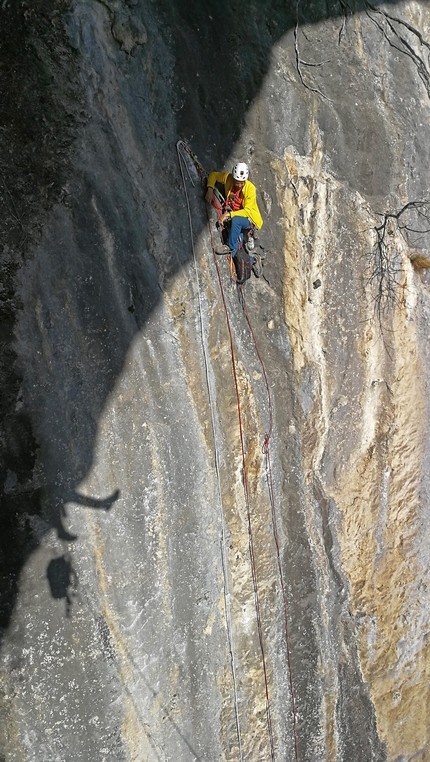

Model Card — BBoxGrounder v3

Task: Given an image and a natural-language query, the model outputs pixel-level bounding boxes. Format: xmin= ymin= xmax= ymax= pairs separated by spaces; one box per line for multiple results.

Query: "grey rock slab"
xmin=2 ymin=0 xmax=430 ymax=760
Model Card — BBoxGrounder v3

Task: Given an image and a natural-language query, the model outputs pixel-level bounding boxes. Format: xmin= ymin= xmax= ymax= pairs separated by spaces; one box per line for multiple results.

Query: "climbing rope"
xmin=207 ymin=208 xmax=277 ymax=762
xmin=177 ymin=140 xmax=301 ymax=762
xmin=239 ymin=291 xmax=301 ymax=762
xmin=176 ymin=141 xmax=244 ymax=762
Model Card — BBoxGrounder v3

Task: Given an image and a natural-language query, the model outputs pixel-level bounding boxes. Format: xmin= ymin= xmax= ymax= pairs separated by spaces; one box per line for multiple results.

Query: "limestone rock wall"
xmin=1 ymin=1 xmax=430 ymax=761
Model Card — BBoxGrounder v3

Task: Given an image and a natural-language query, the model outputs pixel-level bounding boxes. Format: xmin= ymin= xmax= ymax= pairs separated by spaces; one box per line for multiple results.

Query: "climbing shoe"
xmin=252 ymin=254 xmax=263 ymax=278
xmin=245 ymin=234 xmax=255 ymax=252
xmin=215 ymin=244 xmax=233 ymax=256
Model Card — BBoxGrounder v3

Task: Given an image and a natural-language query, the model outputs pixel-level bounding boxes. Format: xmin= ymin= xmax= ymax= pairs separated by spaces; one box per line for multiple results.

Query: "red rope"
xmin=239 ymin=291 xmax=301 ymax=762
xmin=209 ymin=197 xmax=300 ymax=762
xmin=178 ymin=140 xmax=300 ymax=761
xmin=206 ymin=205 xmax=276 ymax=762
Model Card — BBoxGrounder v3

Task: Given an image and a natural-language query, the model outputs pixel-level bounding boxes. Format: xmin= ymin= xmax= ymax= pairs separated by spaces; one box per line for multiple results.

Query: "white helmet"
xmin=232 ymin=162 xmax=249 ymax=181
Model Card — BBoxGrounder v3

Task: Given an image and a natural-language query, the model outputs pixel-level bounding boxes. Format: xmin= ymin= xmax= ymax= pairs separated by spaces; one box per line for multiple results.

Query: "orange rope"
xmin=206 ymin=204 xmax=276 ymax=762
xmin=239 ymin=291 xmax=301 ymax=762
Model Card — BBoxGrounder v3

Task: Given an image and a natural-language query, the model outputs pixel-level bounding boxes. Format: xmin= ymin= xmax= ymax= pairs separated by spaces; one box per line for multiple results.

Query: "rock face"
xmin=1 ymin=1 xmax=430 ymax=760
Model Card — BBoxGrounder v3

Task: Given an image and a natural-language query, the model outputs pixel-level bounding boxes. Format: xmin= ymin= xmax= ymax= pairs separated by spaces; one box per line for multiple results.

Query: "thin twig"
xmin=338 ymin=0 xmax=351 ymax=44
xmin=299 ymin=58 xmax=332 ymax=67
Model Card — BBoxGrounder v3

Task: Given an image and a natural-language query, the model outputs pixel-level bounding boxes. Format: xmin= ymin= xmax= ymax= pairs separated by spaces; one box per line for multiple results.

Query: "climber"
xmin=205 ymin=162 xmax=264 ymax=276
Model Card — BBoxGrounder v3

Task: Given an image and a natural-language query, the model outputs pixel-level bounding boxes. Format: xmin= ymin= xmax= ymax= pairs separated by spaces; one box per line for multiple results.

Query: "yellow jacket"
xmin=207 ymin=171 xmax=263 ymax=229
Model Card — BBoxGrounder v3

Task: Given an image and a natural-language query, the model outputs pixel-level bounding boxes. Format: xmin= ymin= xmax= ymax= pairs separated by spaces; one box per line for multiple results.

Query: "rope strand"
xmin=177 ymin=140 xmax=301 ymax=762
xmin=239 ymin=290 xmax=301 ymax=762
xmin=206 ymin=207 xmax=276 ymax=762
xmin=176 ymin=141 xmax=244 ymax=762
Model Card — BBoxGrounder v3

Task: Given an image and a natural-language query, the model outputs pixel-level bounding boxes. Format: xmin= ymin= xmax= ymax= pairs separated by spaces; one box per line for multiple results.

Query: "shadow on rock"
xmin=0 ymin=0 xmax=407 ymax=665
xmin=47 ymin=555 xmax=78 ymax=617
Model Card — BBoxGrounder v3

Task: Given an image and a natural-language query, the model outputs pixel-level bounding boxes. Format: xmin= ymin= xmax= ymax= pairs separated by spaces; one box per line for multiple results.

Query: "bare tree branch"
xmin=338 ymin=0 xmax=352 ymax=45
xmin=366 ymin=4 xmax=430 ymax=98
xmin=294 ymin=0 xmax=332 ymax=101
xmin=368 ymin=201 xmax=430 ymax=333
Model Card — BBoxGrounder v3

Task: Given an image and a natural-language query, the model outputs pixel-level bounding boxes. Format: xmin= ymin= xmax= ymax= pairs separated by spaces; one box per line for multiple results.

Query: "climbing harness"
xmin=176 ymin=140 xmax=300 ymax=762
xmin=225 ymin=187 xmax=243 ymax=212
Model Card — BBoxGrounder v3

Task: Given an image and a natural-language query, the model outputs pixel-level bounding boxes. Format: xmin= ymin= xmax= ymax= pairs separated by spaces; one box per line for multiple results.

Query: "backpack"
xmin=234 ymin=249 xmax=252 ymax=284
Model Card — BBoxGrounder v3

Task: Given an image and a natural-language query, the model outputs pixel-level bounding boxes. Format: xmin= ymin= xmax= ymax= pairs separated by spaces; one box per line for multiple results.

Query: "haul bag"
xmin=233 ymin=250 xmax=252 ymax=284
